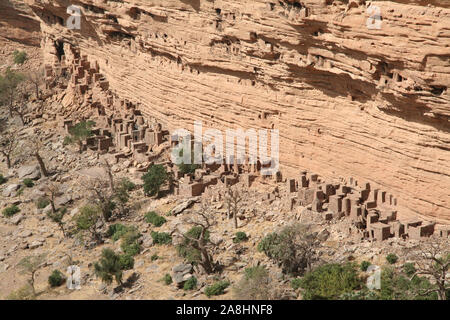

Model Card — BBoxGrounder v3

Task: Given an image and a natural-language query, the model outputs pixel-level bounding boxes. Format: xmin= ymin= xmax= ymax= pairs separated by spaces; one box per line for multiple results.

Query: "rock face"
xmin=0 ymin=0 xmax=40 ymax=46
xmin=18 ymin=165 xmax=41 ymax=180
xmin=23 ymin=0 xmax=450 ymax=221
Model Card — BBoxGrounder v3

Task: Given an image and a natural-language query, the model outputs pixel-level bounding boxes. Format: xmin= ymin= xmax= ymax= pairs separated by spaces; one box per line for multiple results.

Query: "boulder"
xmin=10 ymin=214 xmax=24 ymax=225
xmin=317 ymin=229 xmax=330 ymax=242
xmin=18 ymin=165 xmax=41 ymax=180
xmin=2 ymin=184 xmax=20 ymax=197
xmin=172 ymin=263 xmax=193 ymax=287
xmin=171 ymin=199 xmax=196 ymax=216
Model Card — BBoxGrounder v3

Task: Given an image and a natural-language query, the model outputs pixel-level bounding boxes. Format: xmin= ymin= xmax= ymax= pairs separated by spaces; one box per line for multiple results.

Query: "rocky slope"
xmin=15 ymin=0 xmax=450 ymax=221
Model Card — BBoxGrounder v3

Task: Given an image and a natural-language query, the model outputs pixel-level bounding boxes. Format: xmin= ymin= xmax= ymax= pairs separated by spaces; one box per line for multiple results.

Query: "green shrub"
xmin=5 ymin=285 xmax=35 ymax=300
xmin=233 ymin=265 xmax=275 ymax=300
xmin=176 ymin=226 xmax=210 ymax=264
xmin=13 ymin=50 xmax=28 ymax=65
xmin=0 ymin=174 xmax=7 ymax=185
xmin=386 ymin=253 xmax=398 ymax=265
xmin=22 ymin=178 xmax=34 ymax=188
xmin=360 ymin=261 xmax=371 ymax=272
xmin=94 ymin=249 xmax=123 ymax=285
xmin=257 ymin=224 xmax=317 ymax=275
xmin=48 ymin=270 xmax=65 ymax=287
xmin=65 ymin=121 xmax=95 ymax=153
xmin=145 ymin=211 xmax=166 ymax=227
xmin=403 ymin=263 xmax=416 ymax=277
xmin=141 ymin=164 xmax=168 ymax=197
xmin=120 ymin=228 xmax=141 ymax=256
xmin=118 ymin=177 xmax=135 ymax=192
xmin=75 ymin=205 xmax=100 ymax=236
xmin=151 ymin=254 xmax=159 ymax=261
xmin=163 ymin=273 xmax=172 ymax=285
xmin=107 ymin=223 xmax=132 ymax=242
xmin=183 ymin=276 xmax=197 ymax=291
xmin=176 ymin=149 xmax=200 ymax=175
xmin=291 ymin=278 xmax=302 ymax=290
xmin=151 ymin=231 xmax=172 ymax=245
xmin=205 ymin=280 xmax=230 ymax=297
xmin=118 ymin=254 xmax=134 ymax=270
xmin=298 ymin=263 xmax=363 ymax=300
xmin=379 ymin=266 xmax=437 ymax=300
xmin=2 ymin=205 xmax=20 ymax=217
xmin=187 ymin=226 xmax=210 ymax=241
xmin=36 ymin=197 xmax=50 ymax=209
xmin=244 ymin=266 xmax=267 ymax=280
xmin=233 ymin=231 xmax=248 ymax=243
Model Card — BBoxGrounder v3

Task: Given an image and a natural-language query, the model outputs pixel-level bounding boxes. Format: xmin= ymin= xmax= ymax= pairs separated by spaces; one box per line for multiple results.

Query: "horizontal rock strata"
xmin=22 ymin=0 xmax=450 ymax=221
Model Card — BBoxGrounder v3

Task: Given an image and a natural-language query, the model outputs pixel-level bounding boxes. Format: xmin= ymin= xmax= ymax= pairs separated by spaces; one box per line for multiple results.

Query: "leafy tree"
xmin=141 ymin=164 xmax=168 ymax=197
xmin=28 ymin=136 xmax=49 ymax=177
xmin=177 ymin=226 xmax=211 ymax=266
xmin=47 ymin=207 xmax=68 ymax=237
xmin=18 ymin=253 xmax=47 ymax=296
xmin=0 ymin=129 xmax=19 ymax=169
xmin=114 ymin=177 xmax=135 ymax=208
xmin=0 ymin=173 xmax=6 ymax=184
xmin=86 ymin=178 xmax=116 ymax=222
xmin=225 ymin=186 xmax=243 ymax=229
xmin=48 ymin=270 xmax=65 ymax=287
xmin=75 ymin=204 xmax=101 ymax=242
xmin=412 ymin=241 xmax=449 ymax=300
xmin=13 ymin=50 xmax=28 ymax=65
xmin=176 ymin=203 xmax=217 ymax=274
xmin=379 ymin=266 xmax=437 ymax=300
xmin=257 ymin=224 xmax=320 ymax=275
xmin=298 ymin=263 xmax=363 ymax=300
xmin=403 ymin=263 xmax=416 ymax=277
xmin=26 ymin=68 xmax=44 ymax=99
xmin=64 ymin=121 xmax=95 ymax=153
xmin=0 ymin=67 xmax=25 ymax=118
xmin=94 ymin=249 xmax=124 ymax=285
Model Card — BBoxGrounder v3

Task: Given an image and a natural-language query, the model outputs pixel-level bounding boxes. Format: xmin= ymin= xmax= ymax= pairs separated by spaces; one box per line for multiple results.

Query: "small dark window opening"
xmin=431 ymin=86 xmax=446 ymax=96
xmin=55 ymin=40 xmax=65 ymax=61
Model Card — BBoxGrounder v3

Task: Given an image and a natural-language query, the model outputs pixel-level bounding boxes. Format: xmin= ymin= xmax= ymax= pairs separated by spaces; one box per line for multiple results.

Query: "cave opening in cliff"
xmin=54 ymin=40 xmax=65 ymax=62
xmin=431 ymin=86 xmax=446 ymax=96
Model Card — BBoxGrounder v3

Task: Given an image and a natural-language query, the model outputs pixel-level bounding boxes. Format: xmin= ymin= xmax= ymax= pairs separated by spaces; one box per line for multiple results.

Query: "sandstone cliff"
xmin=18 ymin=0 xmax=450 ymax=221
xmin=0 ymin=0 xmax=40 ymax=47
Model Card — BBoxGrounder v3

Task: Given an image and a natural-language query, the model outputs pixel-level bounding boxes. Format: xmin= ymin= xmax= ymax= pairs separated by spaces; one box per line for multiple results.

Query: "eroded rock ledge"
xmin=24 ymin=0 xmax=450 ymax=221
